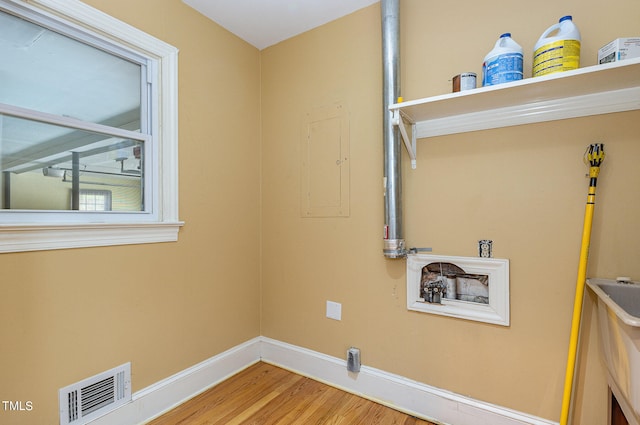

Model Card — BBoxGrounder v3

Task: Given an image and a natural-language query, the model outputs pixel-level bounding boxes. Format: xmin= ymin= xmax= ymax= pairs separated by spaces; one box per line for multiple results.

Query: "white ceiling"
xmin=182 ymin=0 xmax=380 ymax=50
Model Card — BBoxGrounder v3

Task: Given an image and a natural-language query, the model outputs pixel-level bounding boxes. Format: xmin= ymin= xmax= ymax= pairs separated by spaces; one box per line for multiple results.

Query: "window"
xmin=0 ymin=0 xmax=181 ymax=252
xmin=78 ymin=190 xmax=112 ymax=212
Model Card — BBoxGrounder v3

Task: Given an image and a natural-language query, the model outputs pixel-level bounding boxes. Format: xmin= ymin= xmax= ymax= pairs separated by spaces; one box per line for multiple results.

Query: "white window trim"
xmin=0 ymin=0 xmax=183 ymax=253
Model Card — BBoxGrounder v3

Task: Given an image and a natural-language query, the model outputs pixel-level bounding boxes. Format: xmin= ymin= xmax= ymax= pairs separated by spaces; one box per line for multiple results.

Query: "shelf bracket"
xmin=391 ymin=109 xmax=416 ymax=169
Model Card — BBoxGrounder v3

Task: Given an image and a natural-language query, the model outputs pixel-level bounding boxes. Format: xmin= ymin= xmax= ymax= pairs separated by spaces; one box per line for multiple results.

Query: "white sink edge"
xmin=586 ymin=278 xmax=640 ymax=327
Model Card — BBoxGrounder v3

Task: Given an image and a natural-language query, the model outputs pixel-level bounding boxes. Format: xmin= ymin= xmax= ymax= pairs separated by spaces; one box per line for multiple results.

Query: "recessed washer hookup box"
xmin=598 ymin=37 xmax=640 ymax=64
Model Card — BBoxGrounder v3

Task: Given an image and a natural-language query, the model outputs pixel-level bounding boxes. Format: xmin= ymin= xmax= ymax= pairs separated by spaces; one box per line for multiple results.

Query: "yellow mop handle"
xmin=560 ymin=144 xmax=605 ymax=425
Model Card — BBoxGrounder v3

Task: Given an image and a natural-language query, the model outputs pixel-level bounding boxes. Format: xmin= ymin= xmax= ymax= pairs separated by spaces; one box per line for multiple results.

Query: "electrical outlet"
xmin=326 ymin=301 xmax=342 ymax=320
xmin=478 ymin=239 xmax=493 ymax=258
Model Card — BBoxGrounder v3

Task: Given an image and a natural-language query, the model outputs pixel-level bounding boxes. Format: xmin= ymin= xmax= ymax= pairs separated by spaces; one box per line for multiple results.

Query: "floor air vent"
xmin=59 ymin=363 xmax=131 ymax=425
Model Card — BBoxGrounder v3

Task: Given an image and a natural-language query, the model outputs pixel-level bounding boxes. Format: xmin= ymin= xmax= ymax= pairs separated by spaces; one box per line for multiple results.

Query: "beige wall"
xmin=2 ymin=0 xmax=639 ymax=424
xmin=260 ymin=1 xmax=640 ymax=424
xmin=0 ymin=1 xmax=261 ymax=424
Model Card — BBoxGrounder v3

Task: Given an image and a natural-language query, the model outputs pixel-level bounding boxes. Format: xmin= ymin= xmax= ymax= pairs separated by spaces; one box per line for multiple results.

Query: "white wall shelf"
xmin=390 ymin=57 xmax=640 ymax=168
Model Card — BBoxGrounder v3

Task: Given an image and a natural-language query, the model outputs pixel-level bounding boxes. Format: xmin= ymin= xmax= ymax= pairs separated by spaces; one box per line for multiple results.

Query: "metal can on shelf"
xmin=452 ymin=72 xmax=477 ymax=92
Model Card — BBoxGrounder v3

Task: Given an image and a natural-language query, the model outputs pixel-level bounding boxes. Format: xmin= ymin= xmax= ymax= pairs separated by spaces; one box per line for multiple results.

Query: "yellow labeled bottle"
xmin=533 ymin=16 xmax=581 ymax=77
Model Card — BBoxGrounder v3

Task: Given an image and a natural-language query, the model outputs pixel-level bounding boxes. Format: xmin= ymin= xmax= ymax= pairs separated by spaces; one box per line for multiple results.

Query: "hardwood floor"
xmin=147 ymin=362 xmax=437 ymax=425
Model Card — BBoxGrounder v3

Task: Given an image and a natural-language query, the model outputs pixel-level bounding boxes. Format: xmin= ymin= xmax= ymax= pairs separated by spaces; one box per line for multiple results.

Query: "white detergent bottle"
xmin=482 ymin=33 xmax=523 ymax=87
xmin=533 ymin=15 xmax=581 ymax=77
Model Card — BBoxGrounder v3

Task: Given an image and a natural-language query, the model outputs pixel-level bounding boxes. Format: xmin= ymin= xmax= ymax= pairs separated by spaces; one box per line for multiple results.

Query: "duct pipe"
xmin=381 ymin=0 xmax=405 ymax=258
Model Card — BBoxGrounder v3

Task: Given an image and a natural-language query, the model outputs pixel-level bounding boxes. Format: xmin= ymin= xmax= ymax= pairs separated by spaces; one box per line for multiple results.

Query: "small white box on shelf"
xmin=598 ymin=37 xmax=640 ymax=64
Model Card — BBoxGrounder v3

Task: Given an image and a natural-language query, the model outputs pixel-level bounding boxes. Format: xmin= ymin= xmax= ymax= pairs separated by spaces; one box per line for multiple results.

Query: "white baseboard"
xmin=89 ymin=337 xmax=558 ymax=425
xmin=259 ymin=337 xmax=558 ymax=425
xmin=88 ymin=337 xmax=262 ymax=425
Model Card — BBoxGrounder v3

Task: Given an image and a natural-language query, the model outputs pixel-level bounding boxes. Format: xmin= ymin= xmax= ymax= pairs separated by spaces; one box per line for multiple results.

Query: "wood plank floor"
xmin=146 ymin=362 xmax=437 ymax=425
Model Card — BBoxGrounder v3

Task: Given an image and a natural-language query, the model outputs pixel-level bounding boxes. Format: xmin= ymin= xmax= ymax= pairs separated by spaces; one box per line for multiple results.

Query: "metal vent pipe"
xmin=381 ymin=0 xmax=405 ymax=258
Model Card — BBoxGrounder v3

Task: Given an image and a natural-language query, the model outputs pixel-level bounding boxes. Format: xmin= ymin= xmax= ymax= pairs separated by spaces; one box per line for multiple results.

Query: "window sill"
xmin=0 ymin=221 xmax=184 ymax=253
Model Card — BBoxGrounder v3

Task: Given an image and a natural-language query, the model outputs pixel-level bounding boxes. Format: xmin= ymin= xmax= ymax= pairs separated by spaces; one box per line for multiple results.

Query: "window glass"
xmin=1 ymin=114 xmax=145 ymax=211
xmin=0 ymin=10 xmax=142 ymax=127
xmin=0 ymin=7 xmax=149 ymax=214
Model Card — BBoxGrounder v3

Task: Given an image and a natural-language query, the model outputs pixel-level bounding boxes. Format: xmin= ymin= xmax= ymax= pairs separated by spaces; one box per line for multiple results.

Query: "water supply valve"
xmin=424 ymin=277 xmax=447 ymax=304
